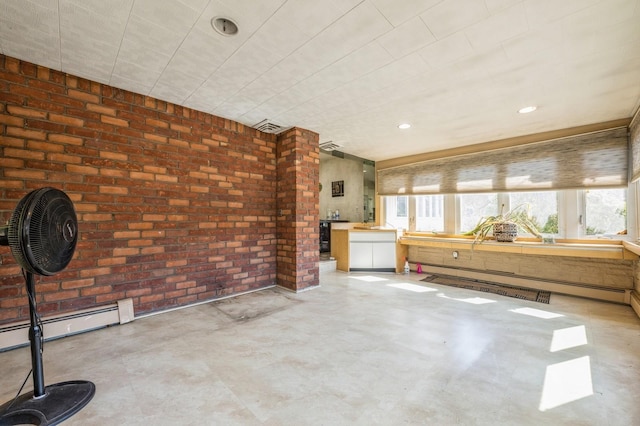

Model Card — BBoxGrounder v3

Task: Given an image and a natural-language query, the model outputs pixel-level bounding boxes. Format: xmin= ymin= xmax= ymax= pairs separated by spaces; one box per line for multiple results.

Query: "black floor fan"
xmin=0 ymin=188 xmax=95 ymax=425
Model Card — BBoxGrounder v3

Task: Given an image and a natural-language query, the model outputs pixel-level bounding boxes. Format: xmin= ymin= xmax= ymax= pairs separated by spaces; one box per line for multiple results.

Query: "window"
xmin=510 ymin=192 xmax=559 ymax=234
xmin=381 ymin=184 xmax=636 ymax=240
xmin=416 ymin=195 xmax=444 ymax=232
xmin=396 ymin=196 xmax=408 ymax=217
xmin=459 ymin=194 xmax=498 ymax=233
xmin=584 ymin=189 xmax=626 ymax=236
xmin=384 ymin=196 xmax=409 ymax=230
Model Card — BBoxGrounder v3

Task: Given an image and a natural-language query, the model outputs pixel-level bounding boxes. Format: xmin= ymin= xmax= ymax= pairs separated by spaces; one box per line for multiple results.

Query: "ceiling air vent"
xmin=253 ymin=119 xmax=287 ymax=134
xmin=319 ymin=141 xmax=341 ymax=152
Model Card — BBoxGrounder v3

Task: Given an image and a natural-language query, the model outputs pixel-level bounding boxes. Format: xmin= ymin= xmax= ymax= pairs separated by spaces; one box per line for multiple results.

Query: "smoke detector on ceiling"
xmin=319 ymin=141 xmax=342 ymax=151
xmin=211 ymin=17 xmax=239 ymax=36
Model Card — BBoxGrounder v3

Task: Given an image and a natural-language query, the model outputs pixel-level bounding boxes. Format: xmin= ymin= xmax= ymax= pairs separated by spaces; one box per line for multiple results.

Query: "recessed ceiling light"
xmin=518 ymin=106 xmax=537 ymax=114
xmin=398 ymin=123 xmax=411 ymax=129
xmin=211 ymin=17 xmax=239 ymax=36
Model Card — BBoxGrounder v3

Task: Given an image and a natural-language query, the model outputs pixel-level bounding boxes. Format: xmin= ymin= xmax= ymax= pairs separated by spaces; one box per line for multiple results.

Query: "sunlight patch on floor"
xmin=550 ymin=325 xmax=588 ymax=352
xmin=539 ymin=356 xmax=593 ymax=411
xmin=437 ymin=293 xmax=497 ymax=304
xmin=387 ymin=283 xmax=438 ymax=293
xmin=510 ymin=307 xmax=564 ymax=319
xmin=349 ymin=275 xmax=389 ymax=282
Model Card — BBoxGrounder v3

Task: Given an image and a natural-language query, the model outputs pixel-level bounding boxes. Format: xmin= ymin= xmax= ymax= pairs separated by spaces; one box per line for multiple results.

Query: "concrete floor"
xmin=1 ymin=269 xmax=639 ymax=425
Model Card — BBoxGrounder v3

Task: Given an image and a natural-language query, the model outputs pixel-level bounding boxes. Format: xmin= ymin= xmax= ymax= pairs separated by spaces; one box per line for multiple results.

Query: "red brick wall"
xmin=0 ymin=55 xmax=282 ymax=325
xmin=276 ymin=128 xmax=320 ymax=291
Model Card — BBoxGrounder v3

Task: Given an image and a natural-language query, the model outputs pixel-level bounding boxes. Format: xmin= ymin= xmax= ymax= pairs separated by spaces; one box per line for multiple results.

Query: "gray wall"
xmin=320 ymin=154 xmax=365 ymax=222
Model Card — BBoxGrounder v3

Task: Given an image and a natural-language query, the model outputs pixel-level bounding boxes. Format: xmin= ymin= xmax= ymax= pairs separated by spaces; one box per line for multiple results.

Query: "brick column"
xmin=276 ymin=127 xmax=319 ymax=291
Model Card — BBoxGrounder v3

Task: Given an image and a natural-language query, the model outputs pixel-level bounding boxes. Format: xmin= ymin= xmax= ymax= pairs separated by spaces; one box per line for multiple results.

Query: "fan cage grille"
xmin=7 ymin=189 xmax=35 ymax=271
xmin=7 ymin=188 xmax=78 ymax=276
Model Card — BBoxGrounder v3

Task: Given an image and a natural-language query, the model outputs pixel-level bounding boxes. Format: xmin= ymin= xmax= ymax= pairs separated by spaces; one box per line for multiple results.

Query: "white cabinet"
xmin=349 ymin=242 xmax=373 ymax=269
xmin=348 ymin=231 xmax=397 ymax=271
xmin=372 ymin=242 xmax=396 ymax=269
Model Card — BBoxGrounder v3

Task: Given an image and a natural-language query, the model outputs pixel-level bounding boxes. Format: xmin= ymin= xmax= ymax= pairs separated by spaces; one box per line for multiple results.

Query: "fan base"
xmin=0 ymin=380 xmax=95 ymax=426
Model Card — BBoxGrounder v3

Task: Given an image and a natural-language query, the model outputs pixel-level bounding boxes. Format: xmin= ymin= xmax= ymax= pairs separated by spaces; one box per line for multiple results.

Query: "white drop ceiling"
xmin=1 ymin=0 xmax=639 ymax=162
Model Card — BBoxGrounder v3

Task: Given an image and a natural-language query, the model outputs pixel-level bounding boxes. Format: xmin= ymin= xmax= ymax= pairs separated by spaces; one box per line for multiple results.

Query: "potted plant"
xmin=464 ymin=204 xmax=541 ymax=243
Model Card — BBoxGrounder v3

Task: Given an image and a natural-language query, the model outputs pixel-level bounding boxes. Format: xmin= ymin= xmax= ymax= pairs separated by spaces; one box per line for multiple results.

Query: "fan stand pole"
xmin=26 ymin=271 xmax=46 ymax=398
xmin=0 ymin=272 xmax=96 ymax=426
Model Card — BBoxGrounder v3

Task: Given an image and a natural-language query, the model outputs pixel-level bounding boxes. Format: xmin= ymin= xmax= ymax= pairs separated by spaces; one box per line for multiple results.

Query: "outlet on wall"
xmin=453 ymin=251 xmax=458 ymax=259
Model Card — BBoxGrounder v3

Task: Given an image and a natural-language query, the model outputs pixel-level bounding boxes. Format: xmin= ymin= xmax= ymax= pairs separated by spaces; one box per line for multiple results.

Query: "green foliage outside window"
xmin=540 ymin=213 xmax=558 ymax=234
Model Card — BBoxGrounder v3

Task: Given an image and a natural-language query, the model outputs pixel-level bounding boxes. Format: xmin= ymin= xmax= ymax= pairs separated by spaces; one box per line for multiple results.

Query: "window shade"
xmin=378 ymin=128 xmax=628 ymax=195
xmin=630 ymin=114 xmax=640 ymax=183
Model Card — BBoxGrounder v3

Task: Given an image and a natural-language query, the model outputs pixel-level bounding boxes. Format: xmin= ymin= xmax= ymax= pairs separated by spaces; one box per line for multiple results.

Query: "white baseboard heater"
xmin=0 ymin=299 xmax=134 ymax=352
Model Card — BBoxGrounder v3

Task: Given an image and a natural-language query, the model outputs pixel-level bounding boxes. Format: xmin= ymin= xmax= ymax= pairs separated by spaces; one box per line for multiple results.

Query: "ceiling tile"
xmin=240 ymin=2 xmax=393 ymax=105
xmin=523 ymin=0 xmax=600 ymax=28
xmin=61 ymin=50 xmax=113 ymax=84
xmin=484 ymin=0 xmax=521 ymax=14
xmin=246 ymin=13 xmax=309 ymax=59
xmin=132 ymin=0 xmax=201 ymax=33
xmin=0 ymin=17 xmax=61 ymax=70
xmin=371 ymin=0 xmax=442 ymax=27
xmin=377 ymin=16 xmax=436 ymax=59
xmin=109 ymin=72 xmax=157 ymax=95
xmin=166 ymin=50 xmax=221 ymax=83
xmin=453 ymin=46 xmax=509 ymax=80
xmin=272 ymin=0 xmax=351 ymax=38
xmin=211 ymin=42 xmax=284 ymax=92
xmin=60 ymin=35 xmax=118 ymax=67
xmin=421 ymin=0 xmax=489 ymax=40
xmin=0 ymin=0 xmax=60 ymax=69
xmin=355 ymin=52 xmax=431 ymax=90
xmin=151 ymin=68 xmax=204 ymax=105
xmin=0 ymin=0 xmax=59 ymax=34
xmin=62 ymin=0 xmax=134 ymax=20
xmin=557 ymin=0 xmax=640 ymax=64
xmin=183 ymin=78 xmax=229 ymax=112
xmin=464 ymin=3 xmax=529 ymax=50
xmin=222 ymin=83 xmax=278 ymax=114
xmin=327 ymin=0 xmax=366 ymax=14
xmin=296 ymin=1 xmax=393 ymax=70
xmin=352 ymin=54 xmax=433 ymax=101
xmin=214 ymin=94 xmax=270 ymax=122
xmin=176 ymin=0 xmax=210 ymax=12
xmin=111 ymin=58 xmax=162 ymax=92
xmin=591 ymin=18 xmax=640 ymax=59
xmin=241 ymin=90 xmax=301 ymax=122
xmin=116 ymin=38 xmax=172 ymax=76
xmin=268 ymin=42 xmax=393 ymax=122
xmin=283 ymin=54 xmax=429 ymax=126
xmin=562 ymin=0 xmax=639 ymax=33
xmin=27 ymin=0 xmax=58 ymax=9
xmin=120 ymin=15 xmax=186 ymax=58
xmin=418 ymin=32 xmax=473 ymax=68
xmin=489 ymin=55 xmax=561 ymax=88
xmin=59 ymin=1 xmax=129 ymax=47
xmin=301 ymin=42 xmax=393 ymax=96
xmin=198 ymin=72 xmax=252 ymax=107
xmin=501 ymin=22 xmax=564 ymax=62
xmin=246 ymin=64 xmax=306 ymax=100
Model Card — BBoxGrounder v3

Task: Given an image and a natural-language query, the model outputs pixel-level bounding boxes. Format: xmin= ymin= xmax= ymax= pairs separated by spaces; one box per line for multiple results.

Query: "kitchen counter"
xmin=331 ymin=229 xmax=405 ymax=272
